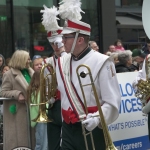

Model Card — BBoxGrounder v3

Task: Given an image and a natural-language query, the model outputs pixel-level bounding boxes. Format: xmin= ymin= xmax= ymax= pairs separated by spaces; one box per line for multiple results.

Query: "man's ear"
xmin=78 ymin=37 xmax=84 ymax=44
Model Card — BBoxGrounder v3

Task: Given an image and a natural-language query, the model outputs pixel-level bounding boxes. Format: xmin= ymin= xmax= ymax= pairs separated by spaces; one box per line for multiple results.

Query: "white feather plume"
xmin=40 ymin=5 xmax=62 ymax=31
xmin=59 ymin=0 xmax=84 ymax=21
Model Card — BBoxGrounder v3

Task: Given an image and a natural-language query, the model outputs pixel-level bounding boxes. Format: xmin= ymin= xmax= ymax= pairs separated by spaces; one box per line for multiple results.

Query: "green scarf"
xmin=21 ymin=69 xmax=31 ymax=84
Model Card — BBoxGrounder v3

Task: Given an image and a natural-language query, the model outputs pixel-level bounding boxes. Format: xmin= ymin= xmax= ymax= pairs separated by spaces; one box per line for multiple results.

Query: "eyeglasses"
xmin=62 ymin=36 xmax=75 ymax=41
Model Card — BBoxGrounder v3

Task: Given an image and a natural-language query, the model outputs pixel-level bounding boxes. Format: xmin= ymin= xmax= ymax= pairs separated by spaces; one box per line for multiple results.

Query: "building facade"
xmin=0 ymin=0 xmax=146 ymax=59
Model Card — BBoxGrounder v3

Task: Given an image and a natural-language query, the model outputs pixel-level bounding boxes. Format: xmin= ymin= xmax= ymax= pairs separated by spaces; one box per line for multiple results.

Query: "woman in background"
xmin=1 ymin=50 xmax=35 ymax=150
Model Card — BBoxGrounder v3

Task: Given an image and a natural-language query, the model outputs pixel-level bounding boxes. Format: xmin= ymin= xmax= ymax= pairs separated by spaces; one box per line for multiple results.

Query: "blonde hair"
xmin=9 ymin=50 xmax=30 ymax=69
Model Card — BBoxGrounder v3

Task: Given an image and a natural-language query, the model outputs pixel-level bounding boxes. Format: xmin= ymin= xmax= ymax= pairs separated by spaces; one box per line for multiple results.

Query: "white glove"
xmin=141 ymin=99 xmax=146 ymax=108
xmin=82 ymin=113 xmax=100 ymax=131
xmin=132 ymin=77 xmax=146 ymax=92
xmin=48 ymin=97 xmax=55 ymax=104
xmin=142 ymin=100 xmax=150 ymax=114
xmin=54 ymin=38 xmax=64 ymax=48
xmin=56 ymin=42 xmax=64 ymax=48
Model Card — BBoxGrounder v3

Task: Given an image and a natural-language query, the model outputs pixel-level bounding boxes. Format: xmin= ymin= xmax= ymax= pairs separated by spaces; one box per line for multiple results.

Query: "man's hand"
xmin=18 ymin=93 xmax=25 ymax=103
xmin=54 ymin=41 xmax=64 ymax=48
xmin=82 ymin=113 xmax=100 ymax=131
xmin=142 ymin=100 xmax=150 ymax=114
xmin=48 ymin=97 xmax=55 ymax=104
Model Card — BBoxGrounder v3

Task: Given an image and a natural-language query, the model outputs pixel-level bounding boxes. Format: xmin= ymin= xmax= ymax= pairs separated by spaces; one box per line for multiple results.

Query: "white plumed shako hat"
xmin=40 ymin=5 xmax=63 ymax=43
xmin=59 ymin=0 xmax=91 ymax=36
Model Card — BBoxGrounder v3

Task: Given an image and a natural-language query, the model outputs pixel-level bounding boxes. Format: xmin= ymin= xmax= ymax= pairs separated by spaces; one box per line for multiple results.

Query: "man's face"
xmin=109 ymin=45 xmax=116 ymax=52
xmin=50 ymin=43 xmax=59 ymax=53
xmin=91 ymin=42 xmax=99 ymax=51
xmin=62 ymin=34 xmax=75 ymax=53
xmin=135 ymin=56 xmax=144 ymax=63
xmin=33 ymin=58 xmax=43 ymax=71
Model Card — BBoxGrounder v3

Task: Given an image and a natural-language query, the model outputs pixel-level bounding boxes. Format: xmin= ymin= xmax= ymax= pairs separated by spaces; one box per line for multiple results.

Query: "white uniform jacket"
xmin=56 ymin=49 xmax=121 ymax=125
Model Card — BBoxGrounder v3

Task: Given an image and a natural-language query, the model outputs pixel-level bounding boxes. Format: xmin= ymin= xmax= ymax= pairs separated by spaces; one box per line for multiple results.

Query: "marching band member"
xmin=134 ymin=0 xmax=150 ymax=140
xmin=40 ymin=5 xmax=64 ymax=150
xmin=53 ymin=0 xmax=121 ymax=149
xmin=132 ymin=54 xmax=150 ymax=139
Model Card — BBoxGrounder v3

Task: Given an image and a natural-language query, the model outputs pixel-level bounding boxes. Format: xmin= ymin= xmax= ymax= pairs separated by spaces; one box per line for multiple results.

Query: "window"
xmin=117 ymin=28 xmax=146 ymax=50
xmin=116 ymin=0 xmax=143 ymax=7
xmin=13 ymin=0 xmax=54 ymax=58
xmin=0 ymin=0 xmax=13 ymax=58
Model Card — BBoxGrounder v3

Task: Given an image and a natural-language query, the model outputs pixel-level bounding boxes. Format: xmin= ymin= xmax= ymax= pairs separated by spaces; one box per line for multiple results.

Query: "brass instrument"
xmin=135 ymin=0 xmax=150 ymax=104
xmin=31 ymin=63 xmax=57 ymax=122
xmin=135 ymin=57 xmax=150 ymax=104
xmin=76 ymin=64 xmax=117 ymax=150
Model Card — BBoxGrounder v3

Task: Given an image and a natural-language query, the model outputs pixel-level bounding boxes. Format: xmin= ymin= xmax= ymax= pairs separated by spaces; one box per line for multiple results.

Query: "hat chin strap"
xmin=70 ymin=30 xmax=80 ymax=54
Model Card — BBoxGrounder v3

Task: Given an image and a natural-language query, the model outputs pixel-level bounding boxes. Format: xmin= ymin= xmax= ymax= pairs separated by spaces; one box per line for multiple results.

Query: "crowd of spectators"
xmin=88 ymin=38 xmax=149 ymax=73
xmin=104 ymin=39 xmax=149 ymax=73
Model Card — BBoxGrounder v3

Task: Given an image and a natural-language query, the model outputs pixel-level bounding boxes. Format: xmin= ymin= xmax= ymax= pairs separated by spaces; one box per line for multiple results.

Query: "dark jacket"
xmin=115 ymin=62 xmax=132 ymax=73
xmin=142 ymin=44 xmax=150 ymax=55
xmin=0 ymin=54 xmax=5 ymax=86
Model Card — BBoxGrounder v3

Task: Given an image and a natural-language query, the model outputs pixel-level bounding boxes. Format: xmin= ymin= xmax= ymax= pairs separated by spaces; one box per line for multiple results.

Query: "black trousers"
xmin=47 ymin=100 xmax=62 ymax=150
xmin=62 ymin=121 xmax=106 ymax=150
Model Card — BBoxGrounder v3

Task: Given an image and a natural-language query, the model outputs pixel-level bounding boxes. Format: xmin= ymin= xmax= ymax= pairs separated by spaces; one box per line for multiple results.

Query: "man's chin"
xmin=66 ymin=49 xmax=71 ymax=53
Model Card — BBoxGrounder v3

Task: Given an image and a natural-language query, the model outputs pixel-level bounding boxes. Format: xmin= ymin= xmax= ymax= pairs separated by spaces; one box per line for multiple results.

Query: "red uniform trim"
xmin=62 ymin=106 xmax=98 ymax=124
xmin=58 ymin=57 xmax=79 ymax=119
xmin=47 ymin=30 xmax=62 ymax=37
xmin=68 ymin=20 xmax=91 ymax=32
xmin=70 ymin=57 xmax=86 ymax=113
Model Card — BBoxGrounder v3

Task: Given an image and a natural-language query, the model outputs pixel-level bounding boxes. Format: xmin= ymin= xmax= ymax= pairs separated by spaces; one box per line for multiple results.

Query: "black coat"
xmin=129 ymin=64 xmax=139 ymax=71
xmin=115 ymin=62 xmax=132 ymax=73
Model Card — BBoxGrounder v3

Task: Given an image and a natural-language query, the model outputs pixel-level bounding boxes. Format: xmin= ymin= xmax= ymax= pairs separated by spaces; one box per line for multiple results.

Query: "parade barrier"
xmin=109 ymin=72 xmax=150 ymax=150
xmin=0 ymin=98 xmax=31 ymax=148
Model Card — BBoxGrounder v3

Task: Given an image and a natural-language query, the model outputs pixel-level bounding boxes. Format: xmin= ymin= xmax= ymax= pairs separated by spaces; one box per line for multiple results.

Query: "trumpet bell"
xmin=32 ymin=112 xmax=53 ymax=123
xmin=30 ymin=63 xmax=57 ymax=123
